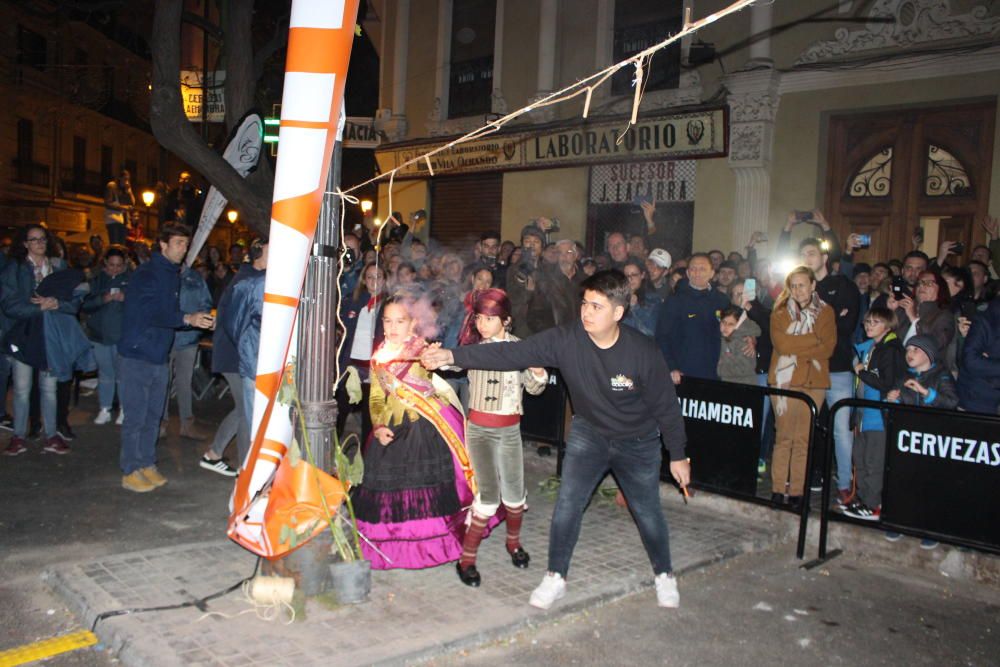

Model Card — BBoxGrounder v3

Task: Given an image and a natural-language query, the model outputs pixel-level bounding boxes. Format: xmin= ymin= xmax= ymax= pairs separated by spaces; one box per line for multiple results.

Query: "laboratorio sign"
xmin=377 ymin=108 xmax=727 ymax=179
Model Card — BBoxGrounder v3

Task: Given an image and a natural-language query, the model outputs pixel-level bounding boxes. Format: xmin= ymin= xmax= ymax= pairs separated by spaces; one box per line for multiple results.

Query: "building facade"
xmin=366 ymin=0 xmax=999 ymax=264
xmin=0 ymin=1 xmax=181 ymax=242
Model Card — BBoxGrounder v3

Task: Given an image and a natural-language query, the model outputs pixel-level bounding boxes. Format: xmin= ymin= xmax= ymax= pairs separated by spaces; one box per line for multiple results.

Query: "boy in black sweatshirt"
xmin=422 ymin=270 xmax=689 ymax=611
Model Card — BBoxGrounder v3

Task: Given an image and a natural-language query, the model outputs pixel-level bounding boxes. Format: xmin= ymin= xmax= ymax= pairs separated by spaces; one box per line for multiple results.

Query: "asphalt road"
xmin=2 ymin=390 xmax=998 ymax=667
xmin=427 ymin=547 xmax=1000 ymax=667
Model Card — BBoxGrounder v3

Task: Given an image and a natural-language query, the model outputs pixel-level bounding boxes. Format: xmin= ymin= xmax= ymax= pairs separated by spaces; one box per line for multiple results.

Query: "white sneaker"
xmin=655 ymin=572 xmax=679 ymax=608
xmin=529 ymin=572 xmax=566 ymax=610
xmin=115 ymin=410 xmax=124 ymax=426
xmin=94 ymin=408 xmax=112 ymax=425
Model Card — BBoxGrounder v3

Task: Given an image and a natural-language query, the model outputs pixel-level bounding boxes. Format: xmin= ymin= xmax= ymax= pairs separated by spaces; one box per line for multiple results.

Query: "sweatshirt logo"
xmin=610 ymin=374 xmax=635 ymax=391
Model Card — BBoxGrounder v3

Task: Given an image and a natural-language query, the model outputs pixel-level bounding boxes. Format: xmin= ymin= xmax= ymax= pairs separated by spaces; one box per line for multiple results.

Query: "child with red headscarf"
xmin=454 ymin=288 xmax=548 ymax=587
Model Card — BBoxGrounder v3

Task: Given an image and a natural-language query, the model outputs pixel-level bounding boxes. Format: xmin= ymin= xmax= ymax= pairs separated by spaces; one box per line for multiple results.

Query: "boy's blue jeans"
xmin=548 ymin=416 xmax=673 ymax=578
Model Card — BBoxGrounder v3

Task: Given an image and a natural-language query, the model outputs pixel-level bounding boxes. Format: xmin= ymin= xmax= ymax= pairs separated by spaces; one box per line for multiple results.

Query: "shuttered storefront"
xmin=429 ymin=173 xmax=503 ymax=250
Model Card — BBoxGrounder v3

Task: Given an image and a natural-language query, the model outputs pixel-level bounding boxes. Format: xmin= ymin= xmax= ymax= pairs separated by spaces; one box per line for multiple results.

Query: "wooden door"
xmin=824 ymin=102 xmax=995 ymax=264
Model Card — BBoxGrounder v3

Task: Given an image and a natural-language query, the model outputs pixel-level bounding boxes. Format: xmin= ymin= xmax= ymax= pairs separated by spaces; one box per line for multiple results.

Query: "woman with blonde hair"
xmin=769 ymin=266 xmax=836 ymax=505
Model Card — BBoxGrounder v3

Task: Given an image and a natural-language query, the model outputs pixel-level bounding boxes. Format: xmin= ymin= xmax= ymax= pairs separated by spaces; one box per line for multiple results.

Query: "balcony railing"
xmin=11 ymin=159 xmax=50 ymax=188
xmin=448 ymin=55 xmax=493 ymax=119
xmin=60 ymin=168 xmax=106 ymax=198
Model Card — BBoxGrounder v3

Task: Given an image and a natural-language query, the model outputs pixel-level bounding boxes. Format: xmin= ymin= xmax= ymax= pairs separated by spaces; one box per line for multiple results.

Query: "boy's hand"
xmin=854 ymin=361 xmax=864 ymax=373
xmin=420 ymin=344 xmax=453 ymax=370
xmin=670 ymin=370 xmax=683 ymax=385
xmin=669 ymin=458 xmax=691 ymax=488
xmin=742 ymin=337 xmax=756 ymax=358
xmin=887 ymin=389 xmax=900 ymax=402
xmin=528 ymin=367 xmax=546 ymax=378
xmin=903 ymin=379 xmax=928 ymax=396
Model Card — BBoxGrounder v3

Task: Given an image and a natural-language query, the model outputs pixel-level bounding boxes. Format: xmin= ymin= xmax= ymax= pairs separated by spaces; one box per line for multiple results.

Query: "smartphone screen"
xmin=744 ymin=278 xmax=756 ymax=300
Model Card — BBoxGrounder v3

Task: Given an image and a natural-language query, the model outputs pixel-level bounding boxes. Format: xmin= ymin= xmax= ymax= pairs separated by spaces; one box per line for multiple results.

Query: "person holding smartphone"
xmin=83 ymin=246 xmax=130 ymax=426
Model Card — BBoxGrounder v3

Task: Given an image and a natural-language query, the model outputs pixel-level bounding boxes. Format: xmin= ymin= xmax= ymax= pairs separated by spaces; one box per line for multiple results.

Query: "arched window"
xmin=926 ymin=145 xmax=972 ymax=197
xmin=848 ymin=146 xmax=892 ymax=198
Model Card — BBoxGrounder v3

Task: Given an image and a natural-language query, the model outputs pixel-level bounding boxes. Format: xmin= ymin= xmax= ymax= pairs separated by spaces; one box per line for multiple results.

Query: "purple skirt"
xmin=354 ymin=406 xmax=501 ymax=570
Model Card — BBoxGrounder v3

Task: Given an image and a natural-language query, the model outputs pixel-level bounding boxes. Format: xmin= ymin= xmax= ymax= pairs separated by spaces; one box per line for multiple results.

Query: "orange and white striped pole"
xmin=228 ymin=0 xmax=360 ymax=557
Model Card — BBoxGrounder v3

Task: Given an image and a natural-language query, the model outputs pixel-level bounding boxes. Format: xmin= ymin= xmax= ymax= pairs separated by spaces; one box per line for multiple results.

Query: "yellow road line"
xmin=0 ymin=630 xmax=98 ymax=667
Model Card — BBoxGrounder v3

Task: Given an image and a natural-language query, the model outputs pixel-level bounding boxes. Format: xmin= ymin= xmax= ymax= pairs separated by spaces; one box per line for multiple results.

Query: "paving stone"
xmin=48 ymin=454 xmax=781 ymax=666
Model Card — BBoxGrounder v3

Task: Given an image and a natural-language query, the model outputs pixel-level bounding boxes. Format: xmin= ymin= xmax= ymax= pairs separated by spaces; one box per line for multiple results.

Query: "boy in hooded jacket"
xmin=888 ymin=335 xmax=959 ymax=409
xmin=845 ymin=307 xmax=905 ymax=520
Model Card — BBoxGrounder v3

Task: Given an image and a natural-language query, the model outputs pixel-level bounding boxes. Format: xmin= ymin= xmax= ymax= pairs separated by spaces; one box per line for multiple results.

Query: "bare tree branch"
xmin=149 ymin=0 xmax=270 ymax=233
xmin=252 ymin=12 xmax=289 ymax=82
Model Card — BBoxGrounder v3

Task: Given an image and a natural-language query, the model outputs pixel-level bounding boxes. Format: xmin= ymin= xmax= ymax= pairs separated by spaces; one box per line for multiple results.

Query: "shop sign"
xmin=181 ymin=70 xmax=226 ymax=123
xmin=344 ymin=117 xmax=381 ymax=149
xmin=378 ymin=108 xmax=725 ymax=179
xmin=589 ymin=160 xmax=696 ymax=204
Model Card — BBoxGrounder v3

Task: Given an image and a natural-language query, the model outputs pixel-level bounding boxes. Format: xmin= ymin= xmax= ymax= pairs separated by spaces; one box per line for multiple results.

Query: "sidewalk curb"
xmin=44 ymin=516 xmax=782 ymax=667
xmin=659 ymin=487 xmax=1000 ymax=586
xmin=43 ymin=540 xmax=234 ymax=667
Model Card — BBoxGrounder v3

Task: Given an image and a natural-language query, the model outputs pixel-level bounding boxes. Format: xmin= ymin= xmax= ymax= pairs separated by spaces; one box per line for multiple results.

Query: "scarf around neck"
xmin=773 ymin=291 xmax=824 ymax=415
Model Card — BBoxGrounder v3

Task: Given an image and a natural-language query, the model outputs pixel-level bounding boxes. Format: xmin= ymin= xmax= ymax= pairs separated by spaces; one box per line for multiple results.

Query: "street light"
xmin=227 ymin=209 xmax=239 ymax=224
xmin=141 ymin=190 xmax=155 ymax=236
xmin=360 ymin=199 xmax=373 ymax=214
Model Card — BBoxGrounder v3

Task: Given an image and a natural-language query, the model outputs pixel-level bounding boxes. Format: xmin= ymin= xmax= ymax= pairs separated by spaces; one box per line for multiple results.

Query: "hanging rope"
xmin=330 ymin=0 xmax=755 ymax=199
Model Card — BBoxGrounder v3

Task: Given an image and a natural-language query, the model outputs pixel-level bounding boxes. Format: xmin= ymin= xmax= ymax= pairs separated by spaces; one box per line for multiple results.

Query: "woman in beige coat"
xmin=768 ymin=266 xmax=836 ymax=504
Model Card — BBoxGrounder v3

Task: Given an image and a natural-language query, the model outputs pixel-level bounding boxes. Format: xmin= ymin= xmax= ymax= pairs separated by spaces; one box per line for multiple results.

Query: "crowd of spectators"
xmin=0 ymin=218 xmax=259 ymax=489
xmin=1 ymin=200 xmax=998 ymax=519
xmin=337 ymin=208 xmax=1000 ymax=540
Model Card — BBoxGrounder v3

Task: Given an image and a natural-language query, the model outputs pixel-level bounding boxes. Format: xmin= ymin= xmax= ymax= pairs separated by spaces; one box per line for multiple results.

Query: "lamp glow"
xmin=360 ymin=199 xmax=373 ymax=214
xmin=227 ymin=210 xmax=239 ymax=224
xmin=141 ymin=190 xmax=155 ymax=207
xmin=775 ymin=257 xmax=799 ymax=277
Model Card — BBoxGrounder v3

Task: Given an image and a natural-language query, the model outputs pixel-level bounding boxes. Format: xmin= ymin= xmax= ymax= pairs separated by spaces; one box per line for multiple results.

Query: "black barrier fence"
xmin=667 ymin=377 xmax=820 ymax=559
xmin=819 ymin=398 xmax=1000 ymax=558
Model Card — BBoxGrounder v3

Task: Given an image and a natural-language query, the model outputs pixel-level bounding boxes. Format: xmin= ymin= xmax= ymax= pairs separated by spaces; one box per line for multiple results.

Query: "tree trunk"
xmin=150 ymin=0 xmax=271 ymax=234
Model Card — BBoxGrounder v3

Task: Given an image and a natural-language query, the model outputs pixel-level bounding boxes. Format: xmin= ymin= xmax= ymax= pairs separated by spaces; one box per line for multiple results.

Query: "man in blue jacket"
xmin=222 ymin=238 xmax=267 ymax=442
xmin=655 ymin=253 xmax=730 ymax=383
xmin=118 ymin=223 xmax=214 ymax=493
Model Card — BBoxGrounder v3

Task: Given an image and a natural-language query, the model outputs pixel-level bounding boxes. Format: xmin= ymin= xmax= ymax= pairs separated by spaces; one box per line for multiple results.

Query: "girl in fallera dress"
xmin=352 ymin=294 xmax=479 ymax=569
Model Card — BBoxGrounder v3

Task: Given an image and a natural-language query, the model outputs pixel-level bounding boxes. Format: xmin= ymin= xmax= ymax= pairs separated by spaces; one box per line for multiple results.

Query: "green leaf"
xmin=344 ymin=366 xmax=363 ymax=405
xmin=288 ymin=437 xmax=302 ymax=467
xmin=345 ymin=451 xmax=365 ymax=487
xmin=277 ymin=360 xmax=297 ymax=406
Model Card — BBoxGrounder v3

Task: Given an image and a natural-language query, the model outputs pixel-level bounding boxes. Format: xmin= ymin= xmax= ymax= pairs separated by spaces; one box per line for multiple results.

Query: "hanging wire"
xmin=328 ymin=0 xmax=756 ymax=200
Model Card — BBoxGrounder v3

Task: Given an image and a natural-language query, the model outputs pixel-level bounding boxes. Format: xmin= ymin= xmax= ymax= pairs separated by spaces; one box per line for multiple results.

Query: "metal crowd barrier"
xmin=819 ymin=398 xmax=1000 ymax=559
xmin=672 ymin=377 xmax=820 ymax=559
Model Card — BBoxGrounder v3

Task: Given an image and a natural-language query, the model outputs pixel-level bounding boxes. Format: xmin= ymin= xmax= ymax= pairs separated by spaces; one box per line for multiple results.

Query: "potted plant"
xmin=279 ymin=361 xmax=370 ymax=604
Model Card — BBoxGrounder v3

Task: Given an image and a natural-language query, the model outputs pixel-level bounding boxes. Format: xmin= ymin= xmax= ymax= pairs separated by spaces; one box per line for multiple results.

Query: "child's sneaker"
xmin=884 ymin=531 xmax=903 ymax=542
xmin=529 ymin=572 xmax=566 ymax=610
xmin=94 ymin=408 xmax=113 ymax=425
xmin=654 ymin=572 xmax=679 ymax=608
xmin=843 ymin=501 xmax=879 ymax=521
xmin=919 ymin=539 xmax=939 ymax=550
